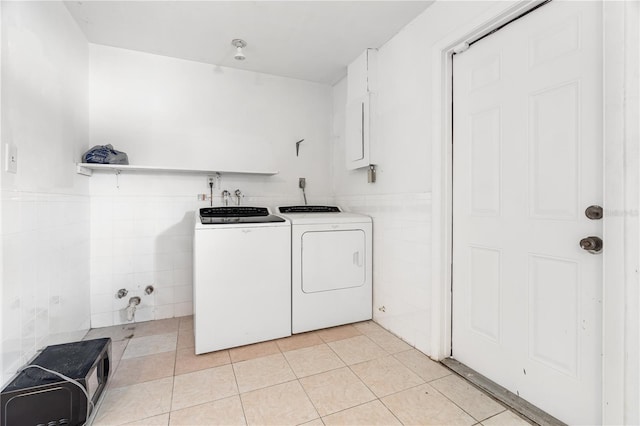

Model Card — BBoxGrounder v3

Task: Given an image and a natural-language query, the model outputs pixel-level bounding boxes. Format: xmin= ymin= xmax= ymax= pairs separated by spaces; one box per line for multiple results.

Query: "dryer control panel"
xmin=279 ymin=205 xmax=341 ymax=213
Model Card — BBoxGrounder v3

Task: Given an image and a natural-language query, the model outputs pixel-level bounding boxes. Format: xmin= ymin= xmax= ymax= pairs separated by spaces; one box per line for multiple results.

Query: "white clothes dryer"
xmin=277 ymin=206 xmax=372 ymax=333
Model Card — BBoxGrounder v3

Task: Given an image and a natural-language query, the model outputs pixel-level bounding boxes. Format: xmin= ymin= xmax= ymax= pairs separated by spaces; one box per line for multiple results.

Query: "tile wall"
xmin=1 ymin=190 xmax=91 ymax=383
xmin=89 ymin=187 xmax=432 ymax=350
xmin=89 ymin=192 xmax=197 ymax=327
xmin=336 ymin=193 xmax=432 ymax=354
xmin=88 ymin=172 xmax=332 ymax=328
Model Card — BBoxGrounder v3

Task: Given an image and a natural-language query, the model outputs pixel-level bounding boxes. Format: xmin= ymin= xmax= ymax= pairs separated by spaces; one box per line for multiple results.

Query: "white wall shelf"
xmin=76 ymin=163 xmax=279 ymax=177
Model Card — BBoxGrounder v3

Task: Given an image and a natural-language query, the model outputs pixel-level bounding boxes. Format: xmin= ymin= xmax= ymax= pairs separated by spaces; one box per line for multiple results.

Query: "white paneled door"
xmin=452 ymin=2 xmax=602 ymax=424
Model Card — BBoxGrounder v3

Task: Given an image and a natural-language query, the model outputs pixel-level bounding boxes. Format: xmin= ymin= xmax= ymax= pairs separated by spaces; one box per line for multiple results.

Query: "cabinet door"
xmin=347 ymin=50 xmax=368 ymax=101
xmin=347 ymin=49 xmax=378 ymax=101
xmin=301 ymin=229 xmax=366 ymax=293
xmin=345 ymin=94 xmax=371 ymax=169
xmin=346 ymin=98 xmax=365 ymax=162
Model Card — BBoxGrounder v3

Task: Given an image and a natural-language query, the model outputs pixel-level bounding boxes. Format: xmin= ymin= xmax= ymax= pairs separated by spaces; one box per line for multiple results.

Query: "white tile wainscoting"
xmin=1 ymin=190 xmax=91 ymax=385
xmin=89 ymin=192 xmax=197 ymax=327
xmin=88 ymin=172 xmax=333 ymax=328
xmin=336 ymin=193 xmax=432 ymax=354
xmin=0 ymin=185 xmax=431 ymax=387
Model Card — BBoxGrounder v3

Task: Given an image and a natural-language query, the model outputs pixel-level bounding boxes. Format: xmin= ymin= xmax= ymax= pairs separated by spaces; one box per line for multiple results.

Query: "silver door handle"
xmin=580 ymin=236 xmax=603 ymax=253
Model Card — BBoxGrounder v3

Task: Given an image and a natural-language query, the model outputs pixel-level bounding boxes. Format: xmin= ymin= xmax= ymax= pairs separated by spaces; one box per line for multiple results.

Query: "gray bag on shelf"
xmin=82 ymin=144 xmax=129 ymax=165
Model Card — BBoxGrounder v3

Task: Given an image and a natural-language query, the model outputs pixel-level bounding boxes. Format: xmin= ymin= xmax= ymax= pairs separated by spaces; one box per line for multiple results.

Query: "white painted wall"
xmin=1 ymin=1 xmax=90 ymax=386
xmin=332 ymin=1 xmax=499 ymax=355
xmin=90 ymin=44 xmax=332 ymax=180
xmin=88 ymin=44 xmax=333 ymax=327
xmin=0 ymin=0 xmax=4 ymax=391
xmin=620 ymin=2 xmax=640 ymax=422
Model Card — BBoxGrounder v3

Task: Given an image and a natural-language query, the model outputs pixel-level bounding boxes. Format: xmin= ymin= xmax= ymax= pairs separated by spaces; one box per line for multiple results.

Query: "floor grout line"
xmin=320 ymin=397 xmax=385 ymax=421
xmin=377 ymin=396 xmax=407 ymax=425
xmin=428 ymin=378 xmax=507 ymax=424
xmin=167 ymin=350 xmax=177 ymax=419
xmin=229 ymin=353 xmax=249 ymax=426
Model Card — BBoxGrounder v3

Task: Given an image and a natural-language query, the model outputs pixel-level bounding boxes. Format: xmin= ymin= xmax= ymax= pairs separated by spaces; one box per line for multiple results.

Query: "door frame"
xmin=428 ymin=1 xmax=639 ymax=424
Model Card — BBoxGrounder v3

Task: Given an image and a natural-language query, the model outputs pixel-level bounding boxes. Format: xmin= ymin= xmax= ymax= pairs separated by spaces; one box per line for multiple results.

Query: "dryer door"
xmin=301 ymin=229 xmax=366 ymax=293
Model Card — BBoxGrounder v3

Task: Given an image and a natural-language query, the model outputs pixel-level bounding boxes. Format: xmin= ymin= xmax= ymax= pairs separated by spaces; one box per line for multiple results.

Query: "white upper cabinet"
xmin=346 ymin=49 xmax=377 ymax=170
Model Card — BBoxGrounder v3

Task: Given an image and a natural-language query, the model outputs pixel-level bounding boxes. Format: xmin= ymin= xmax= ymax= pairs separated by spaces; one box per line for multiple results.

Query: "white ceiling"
xmin=64 ymin=1 xmax=433 ymax=85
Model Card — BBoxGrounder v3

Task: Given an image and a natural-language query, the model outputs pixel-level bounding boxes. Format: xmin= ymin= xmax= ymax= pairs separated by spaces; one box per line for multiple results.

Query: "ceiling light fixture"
xmin=232 ymin=39 xmax=247 ymax=61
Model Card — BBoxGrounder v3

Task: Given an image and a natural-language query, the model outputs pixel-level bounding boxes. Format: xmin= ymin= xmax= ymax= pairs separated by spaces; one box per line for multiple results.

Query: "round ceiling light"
xmin=231 ymin=39 xmax=247 ymax=61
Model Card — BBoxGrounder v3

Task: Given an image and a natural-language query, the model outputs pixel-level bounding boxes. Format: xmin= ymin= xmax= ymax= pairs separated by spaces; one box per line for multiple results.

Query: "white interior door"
xmin=452 ymin=2 xmax=603 ymax=424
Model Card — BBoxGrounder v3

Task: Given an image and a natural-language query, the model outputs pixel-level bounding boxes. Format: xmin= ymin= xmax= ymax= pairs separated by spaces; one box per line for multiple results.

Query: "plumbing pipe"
xmin=126 ymin=296 xmax=141 ymax=321
xmin=222 ymin=190 xmax=231 ymax=206
xmin=234 ymin=189 xmax=244 ymax=205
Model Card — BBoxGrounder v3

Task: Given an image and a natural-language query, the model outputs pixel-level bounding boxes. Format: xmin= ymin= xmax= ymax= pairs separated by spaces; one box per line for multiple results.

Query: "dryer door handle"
xmin=353 ymin=251 xmax=363 ymax=267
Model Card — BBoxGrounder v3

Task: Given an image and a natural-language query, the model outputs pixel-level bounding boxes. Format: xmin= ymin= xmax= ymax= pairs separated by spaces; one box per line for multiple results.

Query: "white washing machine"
xmin=193 ymin=206 xmax=291 ymax=354
xmin=277 ymin=206 xmax=372 ymax=333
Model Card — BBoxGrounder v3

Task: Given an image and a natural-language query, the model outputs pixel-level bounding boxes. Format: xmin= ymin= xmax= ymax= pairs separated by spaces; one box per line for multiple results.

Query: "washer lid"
xmin=199 ymin=207 xmax=285 ymax=224
xmin=277 ymin=205 xmax=371 ymax=225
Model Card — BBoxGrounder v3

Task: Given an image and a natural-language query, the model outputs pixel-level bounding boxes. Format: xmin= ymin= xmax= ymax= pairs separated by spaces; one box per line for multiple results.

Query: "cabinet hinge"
xmin=452 ymin=42 xmax=470 ymax=55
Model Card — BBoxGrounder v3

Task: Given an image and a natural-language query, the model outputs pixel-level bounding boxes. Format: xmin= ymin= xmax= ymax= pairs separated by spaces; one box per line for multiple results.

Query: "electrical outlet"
xmin=299 ymin=177 xmax=306 ymax=189
xmin=5 ymin=143 xmax=17 ymax=174
xmin=207 ymin=176 xmax=215 ymax=186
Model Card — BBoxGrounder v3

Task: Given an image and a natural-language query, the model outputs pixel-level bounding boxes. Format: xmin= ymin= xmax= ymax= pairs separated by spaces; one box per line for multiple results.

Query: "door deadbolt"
xmin=585 ymin=205 xmax=603 ymax=220
xmin=580 ymin=236 xmax=603 ymax=253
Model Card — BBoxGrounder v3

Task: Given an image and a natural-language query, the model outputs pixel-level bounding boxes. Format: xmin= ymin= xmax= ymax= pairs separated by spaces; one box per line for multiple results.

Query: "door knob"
xmin=580 ymin=236 xmax=603 ymax=253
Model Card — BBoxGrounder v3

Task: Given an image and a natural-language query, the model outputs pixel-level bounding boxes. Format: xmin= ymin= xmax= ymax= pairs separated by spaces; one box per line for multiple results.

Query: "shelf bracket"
xmin=76 ymin=164 xmax=93 ymax=176
xmin=295 ymin=139 xmax=304 ymax=157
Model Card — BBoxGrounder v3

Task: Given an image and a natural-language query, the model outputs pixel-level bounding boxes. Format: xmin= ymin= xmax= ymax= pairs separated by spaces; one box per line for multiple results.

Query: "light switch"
xmin=5 ymin=143 xmax=17 ymax=174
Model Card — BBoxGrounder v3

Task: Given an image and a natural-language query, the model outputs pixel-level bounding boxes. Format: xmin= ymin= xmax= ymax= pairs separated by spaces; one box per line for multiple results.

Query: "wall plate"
xmin=5 ymin=143 xmax=17 ymax=174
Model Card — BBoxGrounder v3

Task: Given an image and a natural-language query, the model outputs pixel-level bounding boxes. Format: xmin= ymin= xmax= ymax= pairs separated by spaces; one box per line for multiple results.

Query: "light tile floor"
xmin=85 ymin=317 xmax=533 ymax=426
